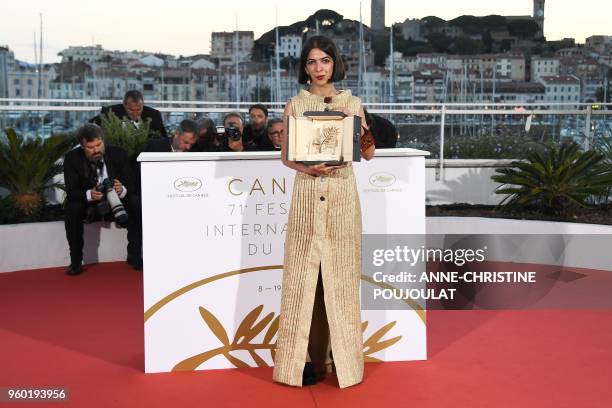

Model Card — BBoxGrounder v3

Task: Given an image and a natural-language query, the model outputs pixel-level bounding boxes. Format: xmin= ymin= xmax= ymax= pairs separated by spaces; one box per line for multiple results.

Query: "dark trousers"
xmin=308 ymin=267 xmax=330 ymax=374
xmin=64 ymin=194 xmax=142 ymax=265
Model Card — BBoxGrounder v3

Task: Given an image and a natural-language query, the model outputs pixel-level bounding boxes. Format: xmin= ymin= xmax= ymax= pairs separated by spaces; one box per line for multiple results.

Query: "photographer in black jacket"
xmin=242 ymin=104 xmax=269 ymax=147
xmin=143 ymin=119 xmax=199 ymax=153
xmin=216 ymin=112 xmax=257 ymax=152
xmin=363 ymin=108 xmax=399 ymax=148
xmin=63 ymin=123 xmax=142 ymax=275
xmin=90 ymin=90 xmax=167 ymax=138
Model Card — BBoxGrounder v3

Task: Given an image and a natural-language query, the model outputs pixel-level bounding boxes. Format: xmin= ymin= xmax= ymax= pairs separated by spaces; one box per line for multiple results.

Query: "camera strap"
xmin=90 ymin=160 xmax=107 ymax=184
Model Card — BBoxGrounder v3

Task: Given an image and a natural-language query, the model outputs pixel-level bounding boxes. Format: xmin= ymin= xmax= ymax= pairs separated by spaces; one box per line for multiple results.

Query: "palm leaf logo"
xmin=174 ymin=306 xmax=402 ymax=370
xmin=362 ymin=321 xmax=402 ymax=362
xmin=173 ymin=305 xmax=278 ymax=371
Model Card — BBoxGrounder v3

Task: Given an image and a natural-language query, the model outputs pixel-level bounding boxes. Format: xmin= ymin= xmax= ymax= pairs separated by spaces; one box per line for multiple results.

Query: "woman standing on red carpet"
xmin=272 ymin=35 xmax=375 ymax=389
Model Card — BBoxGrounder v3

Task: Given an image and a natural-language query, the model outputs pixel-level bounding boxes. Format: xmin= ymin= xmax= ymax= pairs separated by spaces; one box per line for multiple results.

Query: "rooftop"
xmin=483 ymin=82 xmax=545 ymax=93
xmin=540 ymin=75 xmax=580 ymax=84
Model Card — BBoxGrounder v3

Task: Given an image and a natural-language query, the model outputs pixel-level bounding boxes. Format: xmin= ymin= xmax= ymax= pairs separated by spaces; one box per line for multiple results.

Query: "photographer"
xmin=143 ymin=119 xmax=199 ymax=153
xmin=257 ymin=118 xmax=284 ymax=151
xmin=90 ymin=90 xmax=167 ymax=138
xmin=363 ymin=108 xmax=399 ymax=148
xmin=217 ymin=112 xmax=258 ymax=152
xmin=242 ymin=104 xmax=269 ymax=147
xmin=63 ymin=123 xmax=142 ymax=275
xmin=193 ymin=117 xmax=219 ymax=152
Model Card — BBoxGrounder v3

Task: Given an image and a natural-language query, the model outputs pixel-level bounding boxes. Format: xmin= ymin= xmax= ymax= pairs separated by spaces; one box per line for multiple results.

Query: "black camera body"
xmin=224 ymin=123 xmax=242 ymax=141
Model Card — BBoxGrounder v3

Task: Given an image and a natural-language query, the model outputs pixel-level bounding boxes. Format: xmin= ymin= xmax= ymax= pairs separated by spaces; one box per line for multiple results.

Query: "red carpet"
xmin=1 ymin=262 xmax=611 ymax=407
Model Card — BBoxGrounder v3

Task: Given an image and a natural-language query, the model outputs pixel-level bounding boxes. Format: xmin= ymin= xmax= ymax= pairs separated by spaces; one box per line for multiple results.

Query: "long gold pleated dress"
xmin=273 ymin=89 xmax=364 ymax=388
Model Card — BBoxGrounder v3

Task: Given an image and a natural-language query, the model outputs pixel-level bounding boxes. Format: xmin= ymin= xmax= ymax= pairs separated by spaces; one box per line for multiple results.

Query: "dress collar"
xmin=299 ymin=89 xmax=351 ymax=101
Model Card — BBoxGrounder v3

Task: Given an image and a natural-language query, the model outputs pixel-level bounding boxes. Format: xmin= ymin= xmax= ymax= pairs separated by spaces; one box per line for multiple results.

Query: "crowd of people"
xmin=63 ymin=89 xmax=398 ymax=276
xmin=64 ymin=92 xmax=292 ymax=275
xmin=93 ymin=91 xmax=285 ymax=154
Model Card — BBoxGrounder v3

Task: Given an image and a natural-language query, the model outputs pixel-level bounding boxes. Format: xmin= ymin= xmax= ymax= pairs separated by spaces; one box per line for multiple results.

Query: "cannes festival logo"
xmin=174 ymin=177 xmax=202 ymax=192
xmin=369 ymin=172 xmax=396 ymax=188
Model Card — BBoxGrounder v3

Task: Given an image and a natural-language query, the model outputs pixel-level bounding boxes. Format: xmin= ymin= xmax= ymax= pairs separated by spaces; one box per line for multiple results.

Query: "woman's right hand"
xmin=306 ymin=163 xmax=348 ymax=177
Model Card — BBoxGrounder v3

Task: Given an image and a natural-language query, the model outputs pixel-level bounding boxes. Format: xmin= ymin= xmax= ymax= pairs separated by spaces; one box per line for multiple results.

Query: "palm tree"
xmin=492 ymin=141 xmax=612 ymax=216
xmin=0 ymin=129 xmax=75 ymax=216
xmin=594 ymin=135 xmax=612 ymax=205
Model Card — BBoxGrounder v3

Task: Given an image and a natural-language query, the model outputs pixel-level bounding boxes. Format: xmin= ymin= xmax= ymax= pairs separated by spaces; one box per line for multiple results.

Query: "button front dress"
xmin=273 ymin=89 xmax=364 ymax=388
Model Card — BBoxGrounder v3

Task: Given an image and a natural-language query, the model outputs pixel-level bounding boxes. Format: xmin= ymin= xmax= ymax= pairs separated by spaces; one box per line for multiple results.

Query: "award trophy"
xmin=286 ymin=111 xmax=361 ymax=164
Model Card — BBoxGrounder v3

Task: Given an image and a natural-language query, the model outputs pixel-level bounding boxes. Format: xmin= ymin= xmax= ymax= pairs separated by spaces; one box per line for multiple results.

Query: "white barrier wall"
xmin=140 ymin=150 xmax=428 ymax=373
xmin=2 ymin=217 xmax=611 ymax=274
xmin=426 ymin=166 xmax=501 ymax=205
xmin=0 ymin=221 xmax=127 ymax=273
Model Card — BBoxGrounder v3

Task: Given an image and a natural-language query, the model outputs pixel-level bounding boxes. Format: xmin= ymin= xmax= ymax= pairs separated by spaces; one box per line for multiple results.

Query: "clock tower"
xmin=371 ymin=0 xmax=386 ymax=31
xmin=533 ymin=0 xmax=545 ymax=39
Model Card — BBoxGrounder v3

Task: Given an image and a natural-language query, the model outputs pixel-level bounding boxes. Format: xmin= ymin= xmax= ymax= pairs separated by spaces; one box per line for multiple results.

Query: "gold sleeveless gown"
xmin=273 ymin=89 xmax=364 ymax=388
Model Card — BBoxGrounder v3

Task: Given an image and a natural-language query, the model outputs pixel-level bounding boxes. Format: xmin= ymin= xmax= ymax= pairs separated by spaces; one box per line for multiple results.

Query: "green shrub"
xmin=444 ymin=134 xmax=536 ymax=159
xmin=593 ymin=136 xmax=612 ymax=204
xmin=99 ymin=112 xmax=154 ymax=157
xmin=0 ymin=129 xmax=75 ymax=216
xmin=0 ymin=195 xmax=21 ymax=224
xmin=492 ymin=141 xmax=612 ymax=216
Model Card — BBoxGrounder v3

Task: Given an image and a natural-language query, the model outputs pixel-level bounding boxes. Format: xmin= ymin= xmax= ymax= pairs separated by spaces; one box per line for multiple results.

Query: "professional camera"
xmin=99 ymin=178 xmax=128 ymax=228
xmin=224 ymin=123 xmax=242 ymax=141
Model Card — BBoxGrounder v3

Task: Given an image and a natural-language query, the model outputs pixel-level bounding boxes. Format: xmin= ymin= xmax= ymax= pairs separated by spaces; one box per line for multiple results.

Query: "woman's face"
xmin=305 ymin=48 xmax=334 ymax=86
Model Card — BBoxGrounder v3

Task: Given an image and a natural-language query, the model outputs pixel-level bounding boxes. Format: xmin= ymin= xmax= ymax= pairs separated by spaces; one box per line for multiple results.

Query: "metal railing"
xmin=1 ymin=98 xmax=611 ymax=180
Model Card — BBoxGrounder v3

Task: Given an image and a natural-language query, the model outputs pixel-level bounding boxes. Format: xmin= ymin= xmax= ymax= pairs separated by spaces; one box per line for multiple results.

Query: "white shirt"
xmin=85 ymin=160 xmax=128 ymax=202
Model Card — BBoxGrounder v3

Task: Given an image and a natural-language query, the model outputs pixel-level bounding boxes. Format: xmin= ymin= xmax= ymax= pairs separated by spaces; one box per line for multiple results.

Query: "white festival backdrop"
xmin=141 ymin=151 xmax=427 ymax=373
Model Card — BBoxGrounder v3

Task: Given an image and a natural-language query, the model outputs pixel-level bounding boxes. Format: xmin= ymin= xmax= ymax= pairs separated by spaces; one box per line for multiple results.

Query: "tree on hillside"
xmin=252 ymin=23 xmax=304 ymax=62
xmin=452 ymin=36 xmax=485 ymax=54
xmin=426 ymin=32 xmax=452 ymax=53
xmin=422 ymin=16 xmax=446 ymax=29
xmin=304 ymin=9 xmax=343 ymax=28
xmin=449 ymin=14 xmax=509 ymax=35
xmin=252 ymin=9 xmax=344 ymax=62
xmin=508 ymin=19 xmax=540 ymax=39
xmin=480 ymin=15 xmax=508 ymax=30
xmin=449 ymin=15 xmax=482 ymax=35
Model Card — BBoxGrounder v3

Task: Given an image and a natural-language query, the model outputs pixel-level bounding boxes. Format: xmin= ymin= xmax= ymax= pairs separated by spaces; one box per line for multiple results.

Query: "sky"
xmin=2 ymin=0 xmax=611 ymax=64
